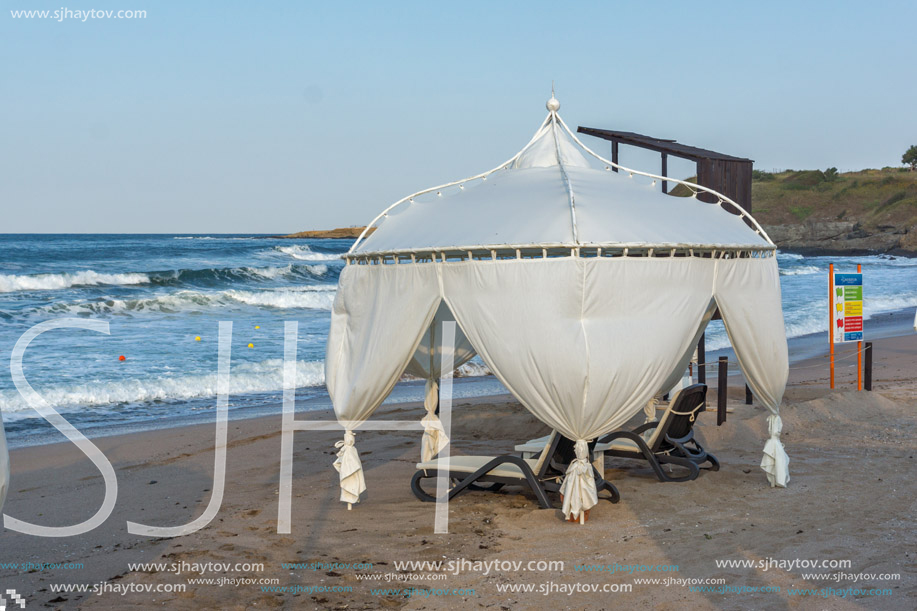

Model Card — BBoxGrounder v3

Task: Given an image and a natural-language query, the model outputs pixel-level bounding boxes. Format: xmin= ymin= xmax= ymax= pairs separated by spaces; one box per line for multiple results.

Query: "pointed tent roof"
xmin=350 ymin=97 xmax=772 ymax=257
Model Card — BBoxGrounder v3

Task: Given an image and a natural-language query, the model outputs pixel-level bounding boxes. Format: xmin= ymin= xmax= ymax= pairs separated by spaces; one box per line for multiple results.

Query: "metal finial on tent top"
xmin=546 ymin=94 xmax=560 ymax=112
xmin=547 ymin=81 xmax=560 ymax=112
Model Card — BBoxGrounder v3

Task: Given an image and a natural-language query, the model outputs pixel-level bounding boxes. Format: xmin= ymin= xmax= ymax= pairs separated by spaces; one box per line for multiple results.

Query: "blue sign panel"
xmin=834 ymin=273 xmax=862 ymax=286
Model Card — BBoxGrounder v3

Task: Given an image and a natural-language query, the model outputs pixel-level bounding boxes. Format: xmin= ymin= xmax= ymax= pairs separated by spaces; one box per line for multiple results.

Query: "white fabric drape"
xmin=0 ymin=410 xmax=8 ymax=513
xmin=324 ymin=254 xmax=790 ymax=515
xmin=761 ymin=415 xmax=790 ymax=487
xmin=714 ymin=256 xmax=790 ymax=487
xmin=333 ymin=430 xmax=365 ymax=508
xmin=325 ymin=264 xmax=442 ymax=505
xmin=559 ymin=440 xmax=598 ymax=522
xmin=420 ymin=379 xmax=449 ymax=462
xmin=405 ymin=302 xmax=477 ymax=461
xmin=441 ymin=257 xmax=717 ymax=518
xmin=656 ymin=302 xmax=718 ymax=397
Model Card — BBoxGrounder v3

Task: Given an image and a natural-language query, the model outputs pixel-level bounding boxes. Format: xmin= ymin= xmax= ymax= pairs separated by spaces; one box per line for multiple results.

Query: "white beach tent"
xmin=325 ymin=95 xmax=790 ymax=520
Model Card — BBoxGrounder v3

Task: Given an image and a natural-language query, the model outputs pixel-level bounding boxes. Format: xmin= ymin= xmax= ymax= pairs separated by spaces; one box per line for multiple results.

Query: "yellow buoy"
xmin=195 ymin=336 xmax=201 ymax=341
xmin=248 ymin=343 xmax=254 ymax=348
xmin=254 ymin=325 xmax=260 ymax=329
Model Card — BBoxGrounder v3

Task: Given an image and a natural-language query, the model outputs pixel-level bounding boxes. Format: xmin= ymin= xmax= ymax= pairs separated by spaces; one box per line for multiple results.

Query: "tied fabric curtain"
xmin=714 ymin=256 xmax=790 ymax=487
xmin=405 ymin=302 xmax=477 ymax=461
xmin=325 ymin=263 xmax=442 ymax=505
xmin=441 ymin=257 xmax=717 ymax=519
xmin=333 ymin=430 xmax=365 ymax=508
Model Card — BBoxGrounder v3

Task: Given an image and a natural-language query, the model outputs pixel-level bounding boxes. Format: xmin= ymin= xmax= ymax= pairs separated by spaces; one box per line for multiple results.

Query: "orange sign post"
xmin=829 ymin=263 xmax=835 ymax=389
xmin=857 ymin=263 xmax=862 ymax=391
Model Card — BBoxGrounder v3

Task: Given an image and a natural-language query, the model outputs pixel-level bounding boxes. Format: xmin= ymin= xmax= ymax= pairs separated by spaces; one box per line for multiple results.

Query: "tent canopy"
xmin=352 ymin=106 xmax=771 ymax=258
xmin=325 ymin=96 xmax=790 ymax=520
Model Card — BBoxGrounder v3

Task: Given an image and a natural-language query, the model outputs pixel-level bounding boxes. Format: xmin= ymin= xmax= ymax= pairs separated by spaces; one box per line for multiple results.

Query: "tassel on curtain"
xmin=559 ymin=440 xmax=598 ymax=524
xmin=420 ymin=379 xmax=449 ymax=462
xmin=333 ymin=430 xmax=366 ymax=509
xmin=760 ymin=414 xmax=790 ymax=487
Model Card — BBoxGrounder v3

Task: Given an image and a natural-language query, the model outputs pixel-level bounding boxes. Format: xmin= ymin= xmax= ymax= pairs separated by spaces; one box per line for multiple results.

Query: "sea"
xmin=1 ymin=234 xmax=915 ymax=447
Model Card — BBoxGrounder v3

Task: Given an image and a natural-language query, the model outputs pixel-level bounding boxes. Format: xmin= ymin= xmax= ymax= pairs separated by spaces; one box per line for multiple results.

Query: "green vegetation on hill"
xmin=749 ymin=168 xmax=917 ymax=227
xmin=669 ymin=167 xmax=917 ymax=253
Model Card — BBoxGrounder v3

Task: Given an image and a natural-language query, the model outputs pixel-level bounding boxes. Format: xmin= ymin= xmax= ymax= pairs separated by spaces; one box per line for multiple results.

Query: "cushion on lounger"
xmin=594 ymin=438 xmax=641 ymax=453
xmin=415 ymin=455 xmax=541 ymax=480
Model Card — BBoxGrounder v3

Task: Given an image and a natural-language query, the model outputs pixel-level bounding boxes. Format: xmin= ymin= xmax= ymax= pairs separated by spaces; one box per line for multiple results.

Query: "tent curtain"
xmin=325 ymin=264 xmax=442 ymax=505
xmin=656 ymin=300 xmax=718 ymax=397
xmin=441 ymin=257 xmax=717 ymax=518
xmin=714 ymin=256 xmax=790 ymax=487
xmin=333 ymin=430 xmax=365 ymax=508
xmin=324 ymin=255 xmax=790 ymax=515
xmin=405 ymin=302 xmax=477 ymax=461
xmin=419 ymin=380 xmax=449 ymax=462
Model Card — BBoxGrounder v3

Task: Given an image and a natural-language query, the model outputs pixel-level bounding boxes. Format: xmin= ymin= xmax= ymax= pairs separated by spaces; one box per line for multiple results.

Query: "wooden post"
xmin=661 ymin=152 xmax=668 ymax=194
xmin=864 ymin=341 xmax=873 ymax=391
xmin=829 ymin=263 xmax=835 ymax=389
xmin=697 ymin=333 xmax=706 ymax=386
xmin=611 ymin=141 xmax=619 ymax=172
xmin=857 ymin=263 xmax=863 ymax=391
xmin=745 ymin=384 xmax=753 ymax=405
xmin=717 ymin=356 xmax=727 ymax=426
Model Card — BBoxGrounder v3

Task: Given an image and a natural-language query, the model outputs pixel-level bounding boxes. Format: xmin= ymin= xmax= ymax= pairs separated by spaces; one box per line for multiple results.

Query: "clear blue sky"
xmin=1 ymin=1 xmax=914 ymax=233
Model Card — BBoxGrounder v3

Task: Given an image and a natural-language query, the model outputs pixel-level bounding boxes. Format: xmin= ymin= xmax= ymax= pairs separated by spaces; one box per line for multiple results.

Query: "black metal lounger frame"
xmin=597 ymin=384 xmax=719 ymax=482
xmin=411 ymin=434 xmax=620 ymax=508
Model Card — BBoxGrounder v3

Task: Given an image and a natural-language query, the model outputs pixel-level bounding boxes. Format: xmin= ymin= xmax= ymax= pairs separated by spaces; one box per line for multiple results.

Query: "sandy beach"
xmin=0 ymin=332 xmax=913 ymax=610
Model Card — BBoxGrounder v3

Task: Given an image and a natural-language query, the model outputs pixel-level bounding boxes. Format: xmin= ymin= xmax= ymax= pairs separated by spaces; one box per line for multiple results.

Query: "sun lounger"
xmin=411 ymin=432 xmax=620 ymax=508
xmin=595 ymin=384 xmax=719 ymax=482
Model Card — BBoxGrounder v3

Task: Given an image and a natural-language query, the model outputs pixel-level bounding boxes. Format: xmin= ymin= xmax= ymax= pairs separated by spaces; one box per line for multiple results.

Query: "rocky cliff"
xmin=762 ymin=220 xmax=915 ymax=255
xmin=750 ymin=168 xmax=917 ymax=255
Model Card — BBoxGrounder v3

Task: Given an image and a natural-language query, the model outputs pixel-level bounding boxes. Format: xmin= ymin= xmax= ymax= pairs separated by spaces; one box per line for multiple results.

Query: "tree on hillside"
xmin=904 ymin=145 xmax=917 ymax=171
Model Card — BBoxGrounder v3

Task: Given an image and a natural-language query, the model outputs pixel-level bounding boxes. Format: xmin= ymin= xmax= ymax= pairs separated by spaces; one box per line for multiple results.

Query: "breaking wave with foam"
xmin=0 ymin=359 xmax=325 ymax=417
xmin=0 ymin=263 xmax=332 ymax=294
xmin=274 ymin=244 xmax=343 ymax=262
xmin=26 ymin=286 xmax=337 ymax=316
xmin=0 ymin=270 xmax=151 ymax=293
xmin=780 ymin=265 xmax=820 ymax=276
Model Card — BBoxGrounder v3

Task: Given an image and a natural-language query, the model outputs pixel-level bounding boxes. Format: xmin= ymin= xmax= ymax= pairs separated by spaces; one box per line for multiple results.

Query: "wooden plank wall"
xmin=696 ymin=159 xmax=752 ymax=216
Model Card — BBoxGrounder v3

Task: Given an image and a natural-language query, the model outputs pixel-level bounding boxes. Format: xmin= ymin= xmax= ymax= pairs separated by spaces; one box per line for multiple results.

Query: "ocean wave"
xmin=172 ymin=236 xmax=254 ymax=240
xmin=0 ymin=263 xmax=332 ymax=294
xmin=704 ymin=290 xmax=917 ymax=351
xmin=865 ymin=293 xmax=917 ymax=315
xmin=148 ymin=263 xmax=331 ymax=286
xmin=402 ymin=360 xmax=492 ymax=381
xmin=221 ymin=288 xmax=336 ymax=309
xmin=780 ymin=265 xmax=820 ymax=276
xmin=273 ymin=245 xmax=343 ymax=262
xmin=0 ymin=270 xmax=151 ymax=293
xmin=0 ymin=358 xmax=325 ymax=416
xmin=455 ymin=361 xmax=491 ymax=377
xmin=27 ymin=286 xmax=337 ymax=316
